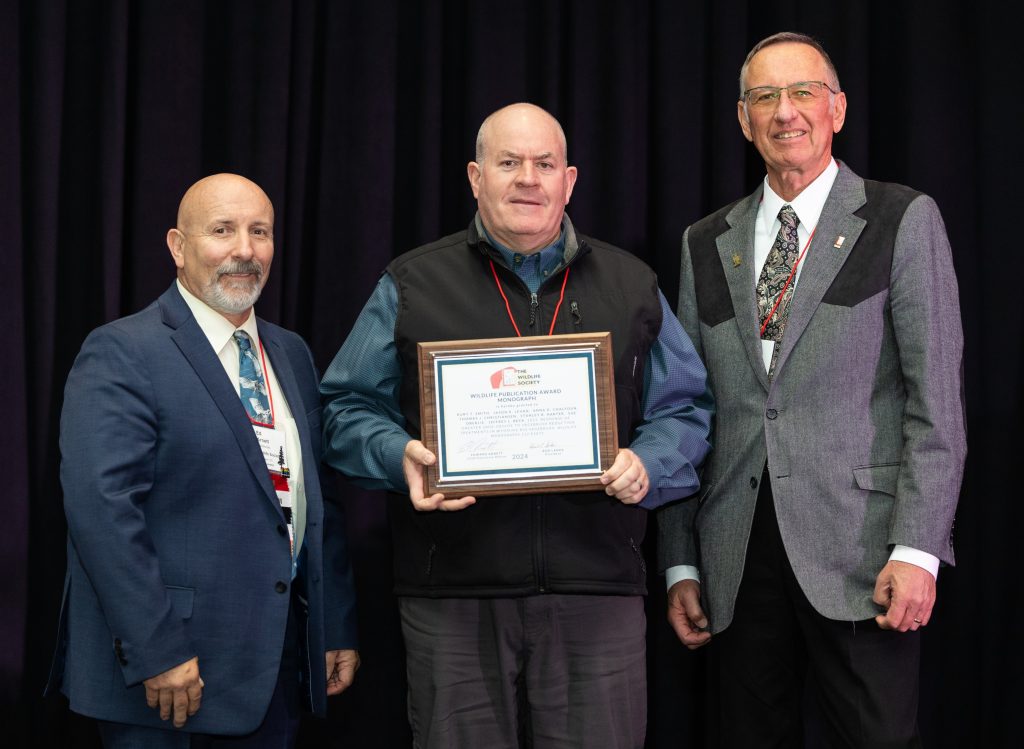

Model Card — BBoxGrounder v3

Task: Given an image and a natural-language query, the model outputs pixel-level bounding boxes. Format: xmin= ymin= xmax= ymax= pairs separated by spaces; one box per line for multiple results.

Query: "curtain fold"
xmin=5 ymin=1 xmax=1019 ymax=746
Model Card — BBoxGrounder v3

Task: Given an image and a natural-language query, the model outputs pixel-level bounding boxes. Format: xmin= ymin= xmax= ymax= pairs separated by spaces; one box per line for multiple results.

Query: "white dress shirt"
xmin=756 ymin=159 xmax=839 ymax=371
xmin=666 ymin=160 xmax=938 ymax=592
xmin=176 ymin=280 xmax=307 ymax=559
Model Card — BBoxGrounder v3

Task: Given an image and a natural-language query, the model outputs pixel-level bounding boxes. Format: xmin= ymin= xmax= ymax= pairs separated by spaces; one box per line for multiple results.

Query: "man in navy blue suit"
xmin=48 ymin=173 xmax=359 ymax=748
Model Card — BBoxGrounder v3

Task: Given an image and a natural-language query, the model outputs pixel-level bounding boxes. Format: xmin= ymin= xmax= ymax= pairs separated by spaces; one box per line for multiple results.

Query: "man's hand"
xmin=325 ymin=649 xmax=360 ymax=696
xmin=143 ymin=656 xmax=203 ymax=728
xmin=403 ymin=440 xmax=476 ymax=512
xmin=600 ymin=448 xmax=649 ymax=505
xmin=872 ymin=560 xmax=936 ymax=632
xmin=667 ymin=579 xmax=711 ymax=649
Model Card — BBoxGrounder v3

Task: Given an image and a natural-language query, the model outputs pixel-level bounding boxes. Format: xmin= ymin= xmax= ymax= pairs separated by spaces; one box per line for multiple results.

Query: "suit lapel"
xmin=718 ymin=191 xmax=771 ymax=392
xmin=159 ymin=286 xmax=282 ymax=515
xmin=771 ymin=166 xmax=868 ymax=379
xmin=261 ymin=325 xmax=323 ymax=565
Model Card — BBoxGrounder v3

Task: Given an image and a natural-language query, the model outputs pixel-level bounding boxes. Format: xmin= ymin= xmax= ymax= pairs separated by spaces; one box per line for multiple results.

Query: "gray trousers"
xmin=399 ymin=594 xmax=647 ymax=749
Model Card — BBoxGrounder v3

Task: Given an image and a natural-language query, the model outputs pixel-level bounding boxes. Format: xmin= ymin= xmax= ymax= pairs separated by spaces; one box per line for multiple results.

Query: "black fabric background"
xmin=3 ymin=1 xmax=1019 ymax=746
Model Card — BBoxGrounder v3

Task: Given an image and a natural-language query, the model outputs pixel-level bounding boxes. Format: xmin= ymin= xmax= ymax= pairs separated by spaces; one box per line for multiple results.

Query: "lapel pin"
xmin=732 ymin=253 xmax=742 ymax=267
xmin=833 ymin=235 xmax=845 ymax=249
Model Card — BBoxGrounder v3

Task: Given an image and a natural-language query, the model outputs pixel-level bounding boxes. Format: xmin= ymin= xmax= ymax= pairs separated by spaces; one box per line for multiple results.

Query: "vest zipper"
xmin=570 ymin=300 xmax=582 ymax=329
xmin=492 ymin=246 xmax=582 ymax=334
xmin=629 ymin=537 xmax=647 ymax=575
xmin=426 ymin=543 xmax=436 ymax=577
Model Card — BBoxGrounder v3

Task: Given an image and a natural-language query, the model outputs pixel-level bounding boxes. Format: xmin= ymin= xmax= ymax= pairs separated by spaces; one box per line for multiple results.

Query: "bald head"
xmin=167 ymin=173 xmax=275 ymax=326
xmin=176 ymin=173 xmax=273 ymax=233
xmin=467 ymin=103 xmax=577 ymax=253
xmin=475 ymin=103 xmax=568 ymax=164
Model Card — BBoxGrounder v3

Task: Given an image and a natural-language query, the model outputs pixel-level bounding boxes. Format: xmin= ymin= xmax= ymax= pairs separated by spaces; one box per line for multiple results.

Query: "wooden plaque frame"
xmin=417 ymin=332 xmax=617 ymax=497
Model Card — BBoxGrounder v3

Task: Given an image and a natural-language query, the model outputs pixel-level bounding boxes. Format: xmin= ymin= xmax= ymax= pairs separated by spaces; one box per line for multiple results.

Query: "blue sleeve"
xmin=630 ymin=290 xmax=714 ymax=509
xmin=320 ymin=274 xmax=410 ymax=491
xmin=60 ymin=325 xmax=195 ymax=684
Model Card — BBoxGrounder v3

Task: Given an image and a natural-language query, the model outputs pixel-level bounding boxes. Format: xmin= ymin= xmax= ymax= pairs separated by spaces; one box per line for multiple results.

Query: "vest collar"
xmin=469 ymin=213 xmax=588 ymax=271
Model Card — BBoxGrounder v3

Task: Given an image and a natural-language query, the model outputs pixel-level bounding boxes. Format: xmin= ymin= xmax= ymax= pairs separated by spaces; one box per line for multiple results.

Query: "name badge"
xmin=252 ymin=424 xmax=294 ymax=555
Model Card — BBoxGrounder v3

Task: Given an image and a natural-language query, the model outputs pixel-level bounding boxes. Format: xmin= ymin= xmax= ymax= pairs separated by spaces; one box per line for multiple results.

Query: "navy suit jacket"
xmin=48 ymin=284 xmax=357 ymax=733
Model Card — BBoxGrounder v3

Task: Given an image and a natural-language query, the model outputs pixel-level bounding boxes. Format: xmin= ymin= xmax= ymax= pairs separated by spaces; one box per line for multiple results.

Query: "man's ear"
xmin=737 ymin=101 xmax=754 ymax=142
xmin=467 ymin=161 xmax=482 ymax=198
xmin=167 ymin=228 xmax=186 ymax=269
xmin=832 ymin=91 xmax=847 ymax=133
xmin=563 ymin=166 xmax=578 ymax=205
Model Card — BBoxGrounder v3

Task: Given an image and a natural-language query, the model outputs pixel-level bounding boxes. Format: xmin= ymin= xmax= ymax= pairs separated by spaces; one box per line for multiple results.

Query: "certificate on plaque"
xmin=417 ymin=332 xmax=618 ymax=497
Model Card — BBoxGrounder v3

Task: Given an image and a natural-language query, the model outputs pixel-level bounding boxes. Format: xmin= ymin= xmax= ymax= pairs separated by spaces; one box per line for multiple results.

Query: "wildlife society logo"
xmin=489 ymin=366 xmax=542 ymax=389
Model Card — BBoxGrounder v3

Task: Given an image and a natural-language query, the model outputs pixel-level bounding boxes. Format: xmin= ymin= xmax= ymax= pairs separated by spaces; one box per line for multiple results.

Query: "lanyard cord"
xmin=488 ymin=259 xmax=571 ymax=337
xmin=759 ymin=227 xmax=816 ymax=338
xmin=489 ymin=259 xmax=521 ymax=336
xmin=257 ymin=339 xmax=276 ymax=426
xmin=549 ymin=267 xmax=571 ymax=335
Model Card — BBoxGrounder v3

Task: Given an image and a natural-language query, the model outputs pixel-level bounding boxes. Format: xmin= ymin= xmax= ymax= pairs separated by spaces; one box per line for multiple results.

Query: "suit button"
xmin=766 ymin=408 xmax=778 ymax=420
xmin=118 ymin=656 xmax=128 ymax=666
xmin=277 ymin=524 xmax=287 ymax=537
xmin=275 ymin=581 xmax=288 ymax=594
xmin=749 ymin=476 xmax=758 ymax=489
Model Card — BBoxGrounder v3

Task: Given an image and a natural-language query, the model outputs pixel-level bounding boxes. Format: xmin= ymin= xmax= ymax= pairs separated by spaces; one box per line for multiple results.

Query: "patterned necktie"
xmin=756 ymin=204 xmax=801 ymax=379
xmin=234 ymin=331 xmax=273 ymax=425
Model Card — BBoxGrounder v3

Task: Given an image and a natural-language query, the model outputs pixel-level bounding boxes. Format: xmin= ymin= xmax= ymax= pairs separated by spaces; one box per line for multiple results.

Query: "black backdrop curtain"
xmin=3 ymin=1 xmax=1020 ymax=747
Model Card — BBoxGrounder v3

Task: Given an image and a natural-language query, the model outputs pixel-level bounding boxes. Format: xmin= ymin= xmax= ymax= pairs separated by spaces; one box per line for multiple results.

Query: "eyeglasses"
xmin=741 ymin=81 xmax=838 ymax=108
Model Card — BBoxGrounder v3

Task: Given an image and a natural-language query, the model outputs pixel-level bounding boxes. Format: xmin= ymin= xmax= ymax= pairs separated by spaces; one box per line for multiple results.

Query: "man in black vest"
xmin=657 ymin=32 xmax=965 ymax=747
xmin=321 ymin=103 xmax=712 ymax=748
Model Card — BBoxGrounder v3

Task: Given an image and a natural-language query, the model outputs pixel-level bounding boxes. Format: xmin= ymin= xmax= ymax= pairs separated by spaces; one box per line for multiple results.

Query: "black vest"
xmin=385 ymin=218 xmax=662 ymax=597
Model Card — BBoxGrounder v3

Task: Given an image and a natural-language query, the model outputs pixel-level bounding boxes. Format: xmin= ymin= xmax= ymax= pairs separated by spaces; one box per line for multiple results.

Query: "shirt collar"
xmin=175 ymin=279 xmax=259 ymax=353
xmin=760 ymin=158 xmax=840 ymax=235
xmin=482 ymin=222 xmax=567 ymax=277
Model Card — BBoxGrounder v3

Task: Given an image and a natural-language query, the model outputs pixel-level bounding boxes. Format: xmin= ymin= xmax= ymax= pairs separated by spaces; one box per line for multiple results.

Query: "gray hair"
xmin=738 ymin=31 xmax=841 ymax=98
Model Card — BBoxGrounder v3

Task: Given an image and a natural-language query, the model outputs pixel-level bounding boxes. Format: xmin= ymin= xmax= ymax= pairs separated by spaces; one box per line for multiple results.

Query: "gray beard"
xmin=202 ymin=261 xmax=264 ymax=315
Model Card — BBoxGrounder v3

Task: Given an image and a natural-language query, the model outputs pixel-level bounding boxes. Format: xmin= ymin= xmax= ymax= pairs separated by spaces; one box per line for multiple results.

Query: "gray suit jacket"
xmin=658 ymin=165 xmax=966 ymax=630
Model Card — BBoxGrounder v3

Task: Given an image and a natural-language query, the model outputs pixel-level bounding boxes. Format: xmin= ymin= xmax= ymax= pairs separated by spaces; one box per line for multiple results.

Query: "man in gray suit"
xmin=658 ymin=32 xmax=965 ymax=747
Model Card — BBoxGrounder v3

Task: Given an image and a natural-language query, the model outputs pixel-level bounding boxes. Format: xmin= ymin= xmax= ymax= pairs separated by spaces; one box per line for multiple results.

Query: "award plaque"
xmin=417 ymin=332 xmax=618 ymax=497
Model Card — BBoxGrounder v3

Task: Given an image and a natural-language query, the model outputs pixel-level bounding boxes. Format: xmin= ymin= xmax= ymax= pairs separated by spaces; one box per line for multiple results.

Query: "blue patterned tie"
xmin=234 ymin=331 xmax=272 ymax=425
xmin=756 ymin=204 xmax=801 ymax=378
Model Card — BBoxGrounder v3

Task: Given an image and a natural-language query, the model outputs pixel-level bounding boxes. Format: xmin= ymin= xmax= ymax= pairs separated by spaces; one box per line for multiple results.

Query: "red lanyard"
xmin=488 ymin=259 xmax=570 ymax=337
xmin=759 ymin=227 xmax=816 ymax=337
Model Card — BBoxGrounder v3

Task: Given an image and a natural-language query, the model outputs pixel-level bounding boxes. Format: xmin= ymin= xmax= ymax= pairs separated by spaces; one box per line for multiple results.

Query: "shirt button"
xmin=275 ymin=581 xmax=288 ymax=594
xmin=766 ymin=408 xmax=778 ymax=420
